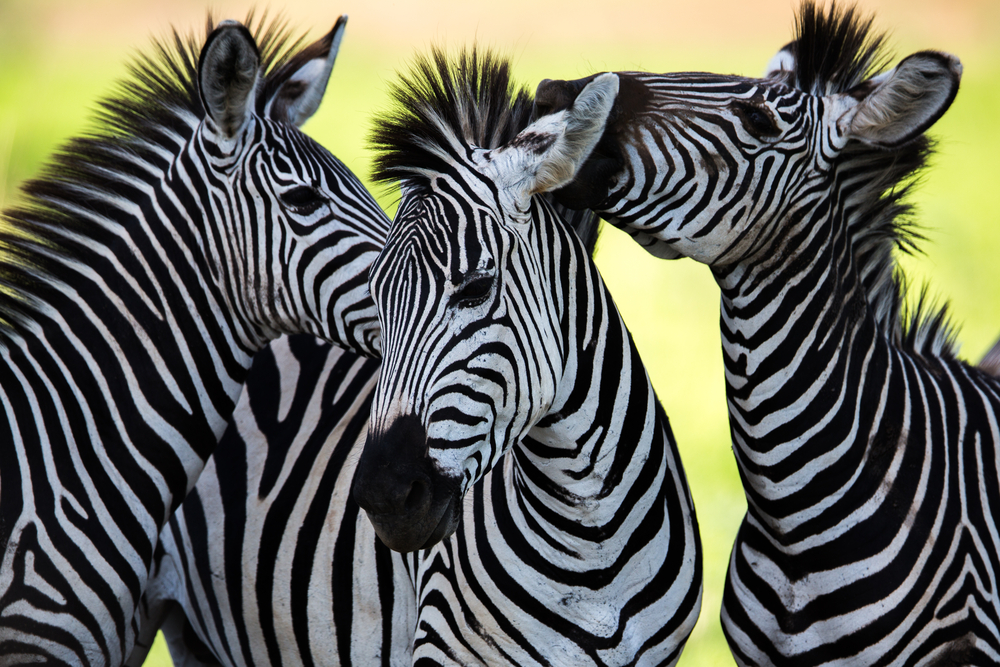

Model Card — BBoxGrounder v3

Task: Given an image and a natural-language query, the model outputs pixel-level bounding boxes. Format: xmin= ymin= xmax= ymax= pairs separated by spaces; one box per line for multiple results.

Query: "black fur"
xmin=786 ymin=1 xmax=889 ymax=96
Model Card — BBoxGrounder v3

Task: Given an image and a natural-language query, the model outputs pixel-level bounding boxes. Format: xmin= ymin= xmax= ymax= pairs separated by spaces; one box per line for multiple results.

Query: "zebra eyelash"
xmin=280 ymin=185 xmax=327 ymax=214
xmin=449 ymin=273 xmax=495 ymax=308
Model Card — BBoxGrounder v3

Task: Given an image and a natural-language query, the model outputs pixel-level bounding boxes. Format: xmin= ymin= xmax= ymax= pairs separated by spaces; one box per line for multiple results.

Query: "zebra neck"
xmin=517 ymin=268 xmax=667 ymax=550
xmin=1 ymin=152 xmax=258 ymax=517
xmin=713 ymin=207 xmax=896 ymax=533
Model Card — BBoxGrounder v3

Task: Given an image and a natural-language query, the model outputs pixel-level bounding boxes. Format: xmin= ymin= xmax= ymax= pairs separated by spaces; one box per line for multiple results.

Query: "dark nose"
xmin=352 ymin=414 xmax=431 ymax=516
xmin=352 ymin=414 xmax=460 ymax=552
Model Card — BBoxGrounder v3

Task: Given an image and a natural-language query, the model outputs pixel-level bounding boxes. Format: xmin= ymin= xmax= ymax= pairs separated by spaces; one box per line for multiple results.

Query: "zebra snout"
xmin=351 ymin=414 xmax=461 ymax=552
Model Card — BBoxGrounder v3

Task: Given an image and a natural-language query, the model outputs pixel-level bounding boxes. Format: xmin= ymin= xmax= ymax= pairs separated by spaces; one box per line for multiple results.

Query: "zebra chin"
xmin=352 ymin=414 xmax=464 ymax=552
xmin=364 ymin=495 xmax=461 ymax=552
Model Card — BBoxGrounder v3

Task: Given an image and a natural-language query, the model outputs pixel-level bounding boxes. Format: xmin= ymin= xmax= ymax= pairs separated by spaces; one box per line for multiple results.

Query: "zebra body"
xmin=143 ymin=211 xmax=612 ymax=667
xmin=0 ymin=16 xmax=388 ymax=665
xmin=142 ymin=165 xmax=642 ymax=667
xmin=351 ymin=49 xmax=701 ymax=664
xmin=540 ymin=2 xmax=1000 ymax=664
xmin=140 ymin=335 xmax=412 ymax=666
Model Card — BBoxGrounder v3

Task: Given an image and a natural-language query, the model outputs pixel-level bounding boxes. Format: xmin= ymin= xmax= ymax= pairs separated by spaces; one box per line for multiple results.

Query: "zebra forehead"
xmin=380 ymin=202 xmax=501 ymax=273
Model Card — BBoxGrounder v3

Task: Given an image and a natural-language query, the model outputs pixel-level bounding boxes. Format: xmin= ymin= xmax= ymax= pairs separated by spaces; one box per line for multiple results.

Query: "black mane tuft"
xmin=368 ymin=47 xmax=603 ymax=251
xmin=369 ymin=47 xmax=534 ymax=192
xmin=787 ymin=1 xmax=889 ymax=96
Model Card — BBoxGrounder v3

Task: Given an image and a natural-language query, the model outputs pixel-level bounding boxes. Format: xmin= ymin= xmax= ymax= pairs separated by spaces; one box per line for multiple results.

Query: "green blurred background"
xmin=0 ymin=1 xmax=996 ymax=664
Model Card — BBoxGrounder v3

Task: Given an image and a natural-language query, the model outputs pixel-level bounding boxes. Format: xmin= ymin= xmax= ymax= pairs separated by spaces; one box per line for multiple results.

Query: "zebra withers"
xmin=350 ymin=48 xmax=701 ymax=665
xmin=0 ymin=15 xmax=389 ymax=666
xmin=539 ymin=2 xmax=1000 ymax=664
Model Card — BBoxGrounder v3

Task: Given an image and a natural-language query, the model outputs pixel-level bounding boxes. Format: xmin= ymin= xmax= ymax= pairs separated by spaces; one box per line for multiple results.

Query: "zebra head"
xmin=536 ymin=4 xmax=961 ymax=269
xmin=192 ymin=17 xmax=386 ymax=354
xmin=351 ymin=49 xmax=617 ymax=552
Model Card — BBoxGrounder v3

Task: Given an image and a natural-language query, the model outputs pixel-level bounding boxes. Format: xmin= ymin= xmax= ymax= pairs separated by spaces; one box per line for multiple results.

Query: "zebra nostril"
xmin=404 ymin=477 xmax=429 ymax=513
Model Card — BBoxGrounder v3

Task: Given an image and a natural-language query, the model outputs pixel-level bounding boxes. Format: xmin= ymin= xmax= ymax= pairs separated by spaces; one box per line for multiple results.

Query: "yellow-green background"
xmin=0 ymin=1 xmax=997 ymax=665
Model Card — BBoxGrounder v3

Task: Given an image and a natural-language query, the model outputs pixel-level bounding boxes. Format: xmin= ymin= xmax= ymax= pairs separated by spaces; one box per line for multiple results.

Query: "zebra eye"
xmin=280 ymin=185 xmax=326 ymax=214
xmin=450 ymin=274 xmax=494 ymax=308
xmin=733 ymin=101 xmax=780 ymax=139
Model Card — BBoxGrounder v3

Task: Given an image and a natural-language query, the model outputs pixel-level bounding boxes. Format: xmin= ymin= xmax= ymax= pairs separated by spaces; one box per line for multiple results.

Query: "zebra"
xmin=0 ymin=14 xmax=391 ymax=666
xmin=536 ymin=1 xmax=1000 ymax=664
xmin=133 ymin=49 xmax=700 ymax=666
xmin=349 ymin=47 xmax=702 ymax=665
xmin=136 ymin=202 xmax=594 ymax=666
xmin=131 ymin=335 xmax=390 ymax=666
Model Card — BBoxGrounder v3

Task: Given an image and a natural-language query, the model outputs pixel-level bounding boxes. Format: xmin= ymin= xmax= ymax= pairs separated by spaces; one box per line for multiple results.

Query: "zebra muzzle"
xmin=351 ymin=414 xmax=462 ymax=552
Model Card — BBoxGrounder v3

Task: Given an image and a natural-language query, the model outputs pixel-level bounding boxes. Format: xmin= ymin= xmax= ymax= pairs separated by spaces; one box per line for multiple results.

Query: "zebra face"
xmin=539 ymin=50 xmax=960 ymax=268
xmin=356 ymin=189 xmax=566 ymax=552
xmin=542 ymin=71 xmax=824 ymax=266
xmin=192 ymin=18 xmax=388 ymax=356
xmin=352 ymin=68 xmax=619 ymax=552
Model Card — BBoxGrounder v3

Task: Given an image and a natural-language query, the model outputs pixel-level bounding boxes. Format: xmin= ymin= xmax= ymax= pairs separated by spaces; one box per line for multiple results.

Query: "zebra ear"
xmin=763 ymin=42 xmax=796 ymax=83
xmin=836 ymin=51 xmax=962 ymax=148
xmin=263 ymin=16 xmax=347 ymax=127
xmin=494 ymin=72 xmax=619 ymax=208
xmin=198 ymin=20 xmax=261 ymax=139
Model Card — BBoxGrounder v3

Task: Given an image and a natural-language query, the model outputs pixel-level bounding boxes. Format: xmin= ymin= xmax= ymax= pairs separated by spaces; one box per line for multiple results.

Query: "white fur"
xmin=487 ymin=73 xmax=619 ymax=214
xmin=763 ymin=47 xmax=796 ymax=78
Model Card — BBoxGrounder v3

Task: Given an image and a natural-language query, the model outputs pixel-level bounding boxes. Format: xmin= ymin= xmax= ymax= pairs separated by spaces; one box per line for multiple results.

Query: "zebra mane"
xmin=370 ymin=47 xmax=535 ymax=191
xmin=783 ymin=1 xmax=887 ymax=97
xmin=370 ymin=47 xmax=602 ymax=251
xmin=786 ymin=1 xmax=957 ymax=358
xmin=0 ymin=12 xmax=315 ymax=335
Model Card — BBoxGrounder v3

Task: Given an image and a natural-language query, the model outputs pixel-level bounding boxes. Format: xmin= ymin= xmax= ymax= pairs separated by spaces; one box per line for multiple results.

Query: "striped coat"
xmin=0 ymin=16 xmax=388 ymax=665
xmin=538 ymin=2 xmax=1000 ymax=664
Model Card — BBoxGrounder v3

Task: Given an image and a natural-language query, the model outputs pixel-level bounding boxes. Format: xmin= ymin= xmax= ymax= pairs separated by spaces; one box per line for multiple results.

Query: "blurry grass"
xmin=143 ymin=634 xmax=172 ymax=667
xmin=0 ymin=6 xmax=997 ymax=667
